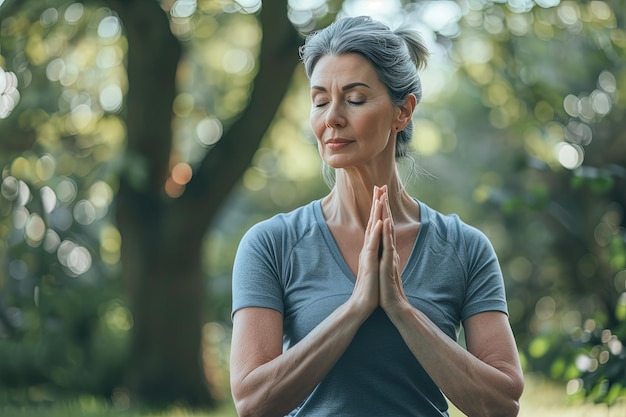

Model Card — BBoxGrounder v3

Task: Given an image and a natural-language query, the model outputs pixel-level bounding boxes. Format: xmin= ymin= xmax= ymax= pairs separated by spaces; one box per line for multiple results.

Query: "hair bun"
xmin=394 ymin=28 xmax=429 ymax=71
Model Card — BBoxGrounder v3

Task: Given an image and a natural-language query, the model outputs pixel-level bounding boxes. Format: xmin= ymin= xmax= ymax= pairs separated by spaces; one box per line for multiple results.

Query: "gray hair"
xmin=300 ymin=16 xmax=429 ymax=159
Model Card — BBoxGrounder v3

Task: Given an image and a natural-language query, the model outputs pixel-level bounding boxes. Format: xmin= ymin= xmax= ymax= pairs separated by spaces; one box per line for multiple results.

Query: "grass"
xmin=1 ymin=375 xmax=625 ymax=416
xmin=449 ymin=374 xmax=626 ymax=417
xmin=0 ymin=399 xmax=238 ymax=417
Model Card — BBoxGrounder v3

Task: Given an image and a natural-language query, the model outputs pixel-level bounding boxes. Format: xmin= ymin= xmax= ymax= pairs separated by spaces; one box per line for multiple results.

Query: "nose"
xmin=324 ymin=101 xmax=346 ymax=129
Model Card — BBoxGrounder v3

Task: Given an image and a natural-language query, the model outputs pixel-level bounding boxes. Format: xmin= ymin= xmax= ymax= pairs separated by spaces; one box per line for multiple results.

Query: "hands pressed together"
xmin=353 ymin=185 xmax=409 ymax=317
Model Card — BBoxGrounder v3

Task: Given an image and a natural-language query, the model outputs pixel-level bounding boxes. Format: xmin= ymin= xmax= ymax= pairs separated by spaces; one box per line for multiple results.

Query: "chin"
xmin=323 ymin=158 xmax=354 ymax=170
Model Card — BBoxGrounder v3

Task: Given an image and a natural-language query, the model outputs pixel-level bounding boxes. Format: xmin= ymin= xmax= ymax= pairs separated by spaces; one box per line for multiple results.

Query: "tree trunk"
xmin=110 ymin=0 xmax=301 ymax=408
xmin=110 ymin=0 xmax=212 ymax=407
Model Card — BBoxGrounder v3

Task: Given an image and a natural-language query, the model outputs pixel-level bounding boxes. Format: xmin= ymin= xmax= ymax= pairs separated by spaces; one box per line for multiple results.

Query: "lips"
xmin=325 ymin=138 xmax=353 ymax=150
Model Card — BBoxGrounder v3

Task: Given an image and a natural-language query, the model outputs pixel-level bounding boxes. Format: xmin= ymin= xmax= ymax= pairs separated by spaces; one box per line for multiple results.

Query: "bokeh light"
xmin=24 ymin=213 xmax=46 ymax=247
xmin=40 ymin=186 xmax=57 ymax=213
xmin=99 ymin=84 xmax=123 ymax=112
xmin=73 ymin=200 xmax=97 ymax=225
xmin=555 ymin=142 xmax=584 ymax=170
xmin=412 ymin=119 xmax=442 ymax=156
xmin=218 ymin=0 xmax=261 ymax=14
xmin=196 ymin=116 xmax=223 ymax=146
xmin=64 ymin=3 xmax=84 ymax=24
xmin=88 ymin=181 xmax=114 ymax=218
xmin=0 ymin=68 xmax=20 ymax=119
xmin=171 ymin=0 xmax=198 ymax=18
xmin=340 ymin=0 xmax=402 ymax=25
xmin=96 ymin=46 xmax=123 ymax=69
xmin=97 ymin=15 xmax=122 ymax=41
xmin=1 ymin=176 xmax=19 ymax=201
xmin=221 ymin=48 xmax=254 ymax=75
xmin=100 ymin=225 xmax=121 ymax=265
xmin=43 ymin=229 xmax=61 ymax=253
xmin=40 ymin=8 xmax=59 ymax=27
xmin=171 ymin=162 xmax=193 ymax=186
xmin=101 ymin=299 xmax=133 ymax=332
xmin=0 ymin=0 xmax=623 ymax=408
xmin=57 ymin=240 xmax=92 ymax=276
xmin=422 ymin=1 xmax=462 ymax=37
xmin=35 ymin=154 xmax=56 ymax=181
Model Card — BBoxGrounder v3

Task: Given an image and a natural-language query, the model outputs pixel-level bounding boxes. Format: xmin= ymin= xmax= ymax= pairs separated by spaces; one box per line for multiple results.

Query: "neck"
xmin=322 ymin=166 xmax=417 ymax=229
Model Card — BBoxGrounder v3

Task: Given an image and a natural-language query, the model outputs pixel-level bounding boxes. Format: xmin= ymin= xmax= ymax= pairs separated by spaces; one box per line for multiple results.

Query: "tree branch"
xmin=109 ymin=0 xmax=181 ymax=195
xmin=185 ymin=1 xmax=301 ymax=216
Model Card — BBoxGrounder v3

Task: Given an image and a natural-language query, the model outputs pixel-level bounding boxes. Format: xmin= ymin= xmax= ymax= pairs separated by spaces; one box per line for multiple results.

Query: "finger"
xmin=366 ymin=186 xmax=380 ymax=234
xmin=374 ymin=186 xmax=383 ymax=205
xmin=380 ymin=189 xmax=393 ymax=224
xmin=380 ymin=219 xmax=400 ymax=287
xmin=382 ymin=218 xmax=394 ymax=256
xmin=376 ymin=189 xmax=388 ymax=258
xmin=368 ymin=200 xmax=384 ymax=253
xmin=365 ymin=219 xmax=384 ymax=264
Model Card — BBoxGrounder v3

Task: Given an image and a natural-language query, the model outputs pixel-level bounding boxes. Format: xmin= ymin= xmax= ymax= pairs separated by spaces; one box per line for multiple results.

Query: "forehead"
xmin=310 ymin=53 xmax=379 ymax=87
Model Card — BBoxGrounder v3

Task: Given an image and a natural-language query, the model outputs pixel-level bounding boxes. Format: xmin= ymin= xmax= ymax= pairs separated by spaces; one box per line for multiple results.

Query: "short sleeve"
xmin=461 ymin=225 xmax=508 ymax=321
xmin=231 ymin=221 xmax=285 ymax=319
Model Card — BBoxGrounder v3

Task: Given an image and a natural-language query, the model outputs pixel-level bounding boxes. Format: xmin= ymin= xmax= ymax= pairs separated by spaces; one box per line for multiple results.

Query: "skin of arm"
xmin=229 ymin=190 xmax=386 ymax=417
xmin=377 ymin=188 xmax=524 ymax=417
xmin=231 ymin=184 xmax=523 ymax=417
xmin=230 ymin=304 xmax=366 ymax=417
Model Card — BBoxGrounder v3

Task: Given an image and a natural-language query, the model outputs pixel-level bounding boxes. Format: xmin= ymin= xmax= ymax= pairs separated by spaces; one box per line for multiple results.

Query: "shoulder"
xmin=240 ymin=201 xmax=320 ymax=249
xmin=420 ymin=201 xmax=489 ymax=247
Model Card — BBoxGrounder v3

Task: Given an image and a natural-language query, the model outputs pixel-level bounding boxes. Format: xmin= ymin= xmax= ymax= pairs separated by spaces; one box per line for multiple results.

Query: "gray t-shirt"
xmin=232 ymin=199 xmax=508 ymax=416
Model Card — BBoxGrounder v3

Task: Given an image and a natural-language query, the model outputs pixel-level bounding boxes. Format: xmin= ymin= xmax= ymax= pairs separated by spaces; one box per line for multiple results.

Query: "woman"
xmin=230 ymin=16 xmax=524 ymax=417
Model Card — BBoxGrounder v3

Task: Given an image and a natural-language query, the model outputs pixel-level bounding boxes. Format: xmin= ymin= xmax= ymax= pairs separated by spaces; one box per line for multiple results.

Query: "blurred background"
xmin=0 ymin=0 xmax=625 ymax=415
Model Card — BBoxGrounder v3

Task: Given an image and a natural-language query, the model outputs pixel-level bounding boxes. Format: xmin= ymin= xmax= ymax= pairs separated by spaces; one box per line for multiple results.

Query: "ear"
xmin=395 ymin=94 xmax=417 ymax=130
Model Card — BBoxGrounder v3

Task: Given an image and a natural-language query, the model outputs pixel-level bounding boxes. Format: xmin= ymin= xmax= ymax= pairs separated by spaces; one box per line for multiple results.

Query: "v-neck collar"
xmin=312 ymin=199 xmax=429 ymax=284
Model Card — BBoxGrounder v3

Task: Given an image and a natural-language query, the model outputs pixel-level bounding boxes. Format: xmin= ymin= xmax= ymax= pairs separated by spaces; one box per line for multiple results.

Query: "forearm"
xmin=232 ymin=301 xmax=370 ymax=417
xmin=387 ymin=305 xmax=523 ymax=417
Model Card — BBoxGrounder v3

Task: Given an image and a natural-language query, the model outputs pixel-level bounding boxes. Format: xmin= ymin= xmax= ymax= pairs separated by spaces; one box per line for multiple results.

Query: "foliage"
xmin=1 ymin=0 xmax=625 ymax=410
xmin=0 ymin=0 xmax=301 ymax=406
xmin=414 ymin=0 xmax=626 ymax=405
xmin=0 ymin=0 xmax=135 ymax=400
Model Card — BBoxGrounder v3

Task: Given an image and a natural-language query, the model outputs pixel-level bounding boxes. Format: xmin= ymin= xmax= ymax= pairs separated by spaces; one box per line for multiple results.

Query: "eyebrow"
xmin=311 ymin=82 xmax=371 ymax=92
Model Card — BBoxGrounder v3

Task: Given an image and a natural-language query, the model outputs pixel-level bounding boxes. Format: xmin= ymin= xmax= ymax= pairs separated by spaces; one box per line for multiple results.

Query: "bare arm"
xmin=377 ymin=191 xmax=524 ymax=417
xmin=230 ymin=303 xmax=369 ymax=417
xmin=386 ymin=307 xmax=524 ymax=417
xmin=230 ymin=189 xmax=386 ymax=417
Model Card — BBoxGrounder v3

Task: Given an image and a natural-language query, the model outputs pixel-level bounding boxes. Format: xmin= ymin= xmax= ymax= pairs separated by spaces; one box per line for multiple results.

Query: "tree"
xmin=2 ymin=0 xmax=625 ymax=409
xmin=0 ymin=0 xmax=302 ymax=407
xmin=406 ymin=0 xmax=626 ymax=404
xmin=111 ymin=0 xmax=302 ymax=406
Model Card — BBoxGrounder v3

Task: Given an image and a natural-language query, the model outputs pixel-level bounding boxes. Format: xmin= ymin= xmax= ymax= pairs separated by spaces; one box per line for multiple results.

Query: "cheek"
xmin=310 ymin=113 xmax=325 ymax=139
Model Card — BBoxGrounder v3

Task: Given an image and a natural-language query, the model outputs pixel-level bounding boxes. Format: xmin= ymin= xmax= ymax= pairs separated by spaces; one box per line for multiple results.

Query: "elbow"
xmin=231 ymin=380 xmax=256 ymax=417
xmin=469 ymin=377 xmax=524 ymax=417
xmin=509 ymin=398 xmax=521 ymax=417
xmin=501 ymin=397 xmax=521 ymax=417
xmin=233 ymin=397 xmax=259 ymax=417
xmin=231 ymin=384 xmax=264 ymax=417
xmin=495 ymin=397 xmax=521 ymax=417
xmin=232 ymin=386 xmax=280 ymax=417
xmin=486 ymin=370 xmax=524 ymax=417
xmin=233 ymin=392 xmax=269 ymax=417
xmin=500 ymin=372 xmax=524 ymax=417
xmin=493 ymin=378 xmax=523 ymax=417
xmin=234 ymin=398 xmax=287 ymax=417
xmin=468 ymin=398 xmax=520 ymax=417
xmin=490 ymin=379 xmax=524 ymax=417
